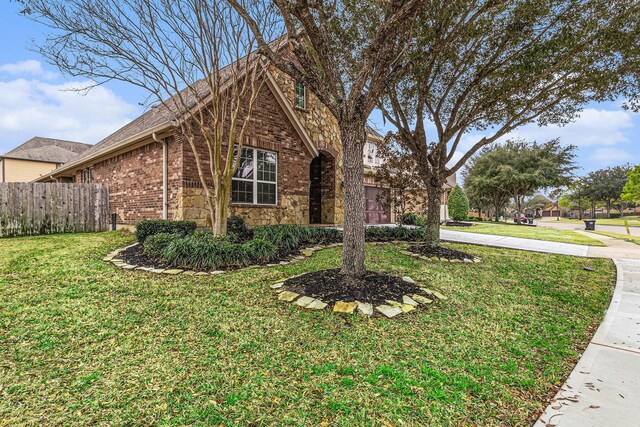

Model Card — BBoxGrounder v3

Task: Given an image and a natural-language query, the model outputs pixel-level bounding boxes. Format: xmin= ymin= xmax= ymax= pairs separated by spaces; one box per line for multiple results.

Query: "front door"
xmin=309 ymin=156 xmax=322 ymax=224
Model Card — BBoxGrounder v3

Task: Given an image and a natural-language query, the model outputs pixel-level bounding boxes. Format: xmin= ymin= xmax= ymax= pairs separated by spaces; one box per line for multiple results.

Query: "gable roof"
xmin=2 ymin=137 xmax=91 ymax=164
xmin=39 ymin=55 xmax=382 ymax=180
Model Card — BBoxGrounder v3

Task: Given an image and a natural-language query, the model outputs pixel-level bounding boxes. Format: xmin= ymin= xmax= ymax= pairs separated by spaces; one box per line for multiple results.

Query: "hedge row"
xmin=137 ymin=217 xmax=428 ymax=270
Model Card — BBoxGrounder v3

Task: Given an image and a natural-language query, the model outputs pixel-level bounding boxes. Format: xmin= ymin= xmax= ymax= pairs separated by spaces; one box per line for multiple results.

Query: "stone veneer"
xmin=174 ymin=187 xmax=310 ymax=226
xmin=270 ymin=66 xmax=345 ymax=225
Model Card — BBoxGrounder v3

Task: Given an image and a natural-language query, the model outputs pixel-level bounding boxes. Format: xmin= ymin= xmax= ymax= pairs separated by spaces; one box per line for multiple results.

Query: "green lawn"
xmin=442 ymin=221 xmax=604 ymax=246
xmin=539 ymin=216 xmax=640 ymax=227
xmin=0 ymin=233 xmax=615 ymax=426
xmin=589 ymin=231 xmax=640 ymax=246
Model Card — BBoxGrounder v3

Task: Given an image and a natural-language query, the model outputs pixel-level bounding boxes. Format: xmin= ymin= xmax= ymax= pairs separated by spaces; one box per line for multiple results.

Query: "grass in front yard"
xmin=588 ymin=231 xmax=640 ymax=245
xmin=0 ymin=232 xmax=614 ymax=426
xmin=443 ymin=221 xmax=604 ymax=246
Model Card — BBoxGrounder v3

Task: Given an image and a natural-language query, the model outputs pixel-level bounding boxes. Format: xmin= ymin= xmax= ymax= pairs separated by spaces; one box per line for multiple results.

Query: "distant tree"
xmin=378 ymin=0 xmax=640 ymax=245
xmin=559 ymin=180 xmax=590 ymax=220
xmin=464 ymin=140 xmax=575 ymax=223
xmin=622 ymin=166 xmax=640 ymax=203
xmin=448 ymin=185 xmax=469 ymax=222
xmin=373 ymin=135 xmax=421 ymax=226
xmin=463 ymin=146 xmax=510 ymax=222
xmin=583 ymin=165 xmax=631 ymax=218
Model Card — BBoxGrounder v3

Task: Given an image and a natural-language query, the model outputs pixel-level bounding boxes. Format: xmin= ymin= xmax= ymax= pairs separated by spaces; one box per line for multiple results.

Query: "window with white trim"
xmin=232 ymin=147 xmax=277 ymax=205
xmin=295 ymin=81 xmax=306 ymax=109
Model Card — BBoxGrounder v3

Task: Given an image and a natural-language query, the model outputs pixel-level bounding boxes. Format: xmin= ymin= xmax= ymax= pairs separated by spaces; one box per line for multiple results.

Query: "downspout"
xmin=152 ymin=133 xmax=168 ymax=220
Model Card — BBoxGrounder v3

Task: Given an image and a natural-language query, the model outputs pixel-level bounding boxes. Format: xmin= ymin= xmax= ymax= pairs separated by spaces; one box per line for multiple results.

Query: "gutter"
xmin=36 ymin=122 xmax=172 ymax=182
xmin=152 ymin=132 xmax=169 ymax=220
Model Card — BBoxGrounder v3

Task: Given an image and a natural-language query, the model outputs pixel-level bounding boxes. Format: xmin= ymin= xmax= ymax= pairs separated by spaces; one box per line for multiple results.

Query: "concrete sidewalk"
xmin=534 ymin=259 xmax=640 ymax=427
xmin=440 ymin=229 xmax=590 ymax=257
xmin=439 ymin=228 xmax=640 ymax=427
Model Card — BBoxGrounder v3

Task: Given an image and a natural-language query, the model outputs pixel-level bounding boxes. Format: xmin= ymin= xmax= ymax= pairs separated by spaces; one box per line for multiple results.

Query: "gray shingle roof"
xmin=49 ymin=51 xmax=384 ymax=172
xmin=3 ymin=137 xmax=91 ymax=164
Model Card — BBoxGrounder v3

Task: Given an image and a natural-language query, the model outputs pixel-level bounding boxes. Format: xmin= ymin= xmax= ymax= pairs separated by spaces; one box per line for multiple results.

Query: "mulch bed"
xmin=282 ymin=268 xmax=428 ymax=306
xmin=444 ymin=221 xmax=473 ymax=227
xmin=407 ymin=244 xmax=476 ymax=261
xmin=118 ymin=244 xmax=179 ymax=270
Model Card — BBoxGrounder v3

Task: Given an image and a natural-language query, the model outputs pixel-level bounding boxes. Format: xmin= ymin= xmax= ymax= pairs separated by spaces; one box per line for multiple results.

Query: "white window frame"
xmin=295 ymin=81 xmax=306 ymax=109
xmin=232 ymin=147 xmax=278 ymax=206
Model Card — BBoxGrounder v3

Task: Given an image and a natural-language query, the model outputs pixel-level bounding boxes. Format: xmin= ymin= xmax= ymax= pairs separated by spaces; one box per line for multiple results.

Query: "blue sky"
xmin=1 ymin=2 xmax=638 ymax=173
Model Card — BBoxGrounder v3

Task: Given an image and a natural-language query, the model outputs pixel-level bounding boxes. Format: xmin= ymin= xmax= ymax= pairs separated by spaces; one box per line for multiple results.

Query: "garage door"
xmin=365 ymin=186 xmax=390 ymax=224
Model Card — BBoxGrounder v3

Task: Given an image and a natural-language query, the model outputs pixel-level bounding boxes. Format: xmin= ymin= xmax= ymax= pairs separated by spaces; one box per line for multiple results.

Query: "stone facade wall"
xmin=270 ymin=67 xmax=344 ymax=224
xmin=75 ymin=138 xmax=182 ymax=225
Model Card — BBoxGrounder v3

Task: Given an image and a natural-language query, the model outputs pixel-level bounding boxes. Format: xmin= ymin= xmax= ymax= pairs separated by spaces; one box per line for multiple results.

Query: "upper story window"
xmin=364 ymin=142 xmax=381 ymax=166
xmin=295 ymin=81 xmax=306 ymax=109
xmin=232 ymin=146 xmax=277 ymax=205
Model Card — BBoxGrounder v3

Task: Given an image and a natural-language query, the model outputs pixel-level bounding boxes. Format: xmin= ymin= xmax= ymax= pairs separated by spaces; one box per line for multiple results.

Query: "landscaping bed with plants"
xmin=122 ymin=217 xmax=430 ymax=272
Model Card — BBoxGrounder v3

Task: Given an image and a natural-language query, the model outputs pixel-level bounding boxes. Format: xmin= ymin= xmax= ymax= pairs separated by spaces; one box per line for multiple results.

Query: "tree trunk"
xmin=340 ymin=120 xmax=367 ymax=279
xmin=424 ymin=180 xmax=444 ymax=247
xmin=212 ymin=182 xmax=230 ymax=236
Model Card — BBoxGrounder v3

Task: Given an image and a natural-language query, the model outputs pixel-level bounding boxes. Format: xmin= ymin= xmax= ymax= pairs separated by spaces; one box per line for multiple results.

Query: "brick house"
xmin=37 ymin=65 xmax=452 ymax=227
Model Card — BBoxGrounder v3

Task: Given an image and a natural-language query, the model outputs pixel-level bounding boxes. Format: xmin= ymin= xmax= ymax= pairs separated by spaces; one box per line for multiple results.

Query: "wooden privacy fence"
xmin=0 ymin=183 xmax=109 ymax=237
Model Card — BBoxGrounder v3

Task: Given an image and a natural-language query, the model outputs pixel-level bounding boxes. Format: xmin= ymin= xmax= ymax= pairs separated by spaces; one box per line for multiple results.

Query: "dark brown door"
xmin=365 ymin=186 xmax=390 ymax=224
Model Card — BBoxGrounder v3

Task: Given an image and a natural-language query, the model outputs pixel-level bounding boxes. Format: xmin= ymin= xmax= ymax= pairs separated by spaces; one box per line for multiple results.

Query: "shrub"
xmin=135 ymin=220 xmax=197 ymax=243
xmin=244 ymin=239 xmax=278 ymax=263
xmin=227 ymin=215 xmax=253 ymax=243
xmin=365 ymin=226 xmax=425 ymax=241
xmin=143 ymin=233 xmax=177 ymax=258
xmin=161 ymin=233 xmax=276 ymax=270
xmin=448 ymin=185 xmax=469 ymax=222
xmin=401 ymin=212 xmax=427 ymax=226
xmin=253 ymin=224 xmax=342 ymax=252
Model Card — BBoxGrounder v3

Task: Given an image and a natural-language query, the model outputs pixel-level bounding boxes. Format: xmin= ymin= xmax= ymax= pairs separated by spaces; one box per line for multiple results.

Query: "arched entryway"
xmin=309 ymin=152 xmax=336 ymax=224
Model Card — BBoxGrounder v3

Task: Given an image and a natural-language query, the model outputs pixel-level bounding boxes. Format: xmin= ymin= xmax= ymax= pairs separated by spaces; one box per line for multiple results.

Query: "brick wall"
xmin=76 ymin=137 xmax=182 ymax=225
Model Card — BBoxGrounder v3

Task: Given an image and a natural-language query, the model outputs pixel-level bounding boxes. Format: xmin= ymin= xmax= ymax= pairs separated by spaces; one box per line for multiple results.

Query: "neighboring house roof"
xmin=2 ymin=137 xmax=91 ymax=164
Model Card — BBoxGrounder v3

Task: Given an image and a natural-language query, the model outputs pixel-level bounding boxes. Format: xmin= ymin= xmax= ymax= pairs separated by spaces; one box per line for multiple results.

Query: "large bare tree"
xmin=380 ymin=0 xmax=640 ymax=246
xmin=22 ymin=0 xmax=278 ymax=235
xmin=228 ymin=0 xmax=420 ymax=279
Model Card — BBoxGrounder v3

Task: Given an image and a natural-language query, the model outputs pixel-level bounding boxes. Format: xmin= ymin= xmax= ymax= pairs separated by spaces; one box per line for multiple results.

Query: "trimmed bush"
xmin=448 ymin=185 xmax=469 ymax=222
xmin=365 ymin=226 xmax=426 ymax=241
xmin=227 ymin=215 xmax=253 ymax=243
xmin=401 ymin=212 xmax=427 ymax=226
xmin=135 ymin=220 xmax=197 ymax=243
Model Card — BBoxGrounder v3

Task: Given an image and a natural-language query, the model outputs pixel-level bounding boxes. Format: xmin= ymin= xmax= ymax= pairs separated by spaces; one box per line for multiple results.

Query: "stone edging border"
xmin=102 ymin=242 xmax=343 ymax=276
xmin=270 ymin=275 xmax=448 ymax=318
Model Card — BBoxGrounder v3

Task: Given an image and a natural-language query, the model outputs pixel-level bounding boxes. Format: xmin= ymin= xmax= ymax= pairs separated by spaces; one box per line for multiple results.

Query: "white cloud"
xmin=0 ymin=62 xmax=142 ymax=152
xmin=505 ymin=108 xmax=634 ymax=147
xmin=0 ymin=60 xmax=58 ymax=80
xmin=588 ymin=147 xmax=634 ymax=166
